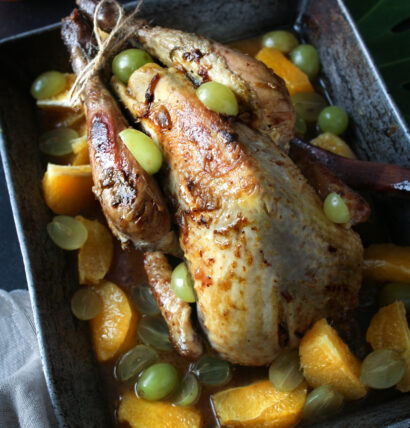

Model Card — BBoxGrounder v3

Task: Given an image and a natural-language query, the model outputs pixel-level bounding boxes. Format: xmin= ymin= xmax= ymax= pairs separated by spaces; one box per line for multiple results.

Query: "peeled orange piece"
xmin=76 ymin=216 xmax=113 ymax=285
xmin=118 ymin=390 xmax=202 ymax=428
xmin=311 ymin=133 xmax=356 ymax=159
xmin=299 ymin=319 xmax=367 ymax=400
xmin=256 ymin=47 xmax=314 ymax=96
xmin=363 ymin=244 xmax=410 ymax=283
xmin=42 ymin=163 xmax=94 ymax=215
xmin=71 ymin=136 xmax=89 ymax=165
xmin=90 ymin=281 xmax=137 ymax=362
xmin=211 ymin=380 xmax=307 ymax=428
xmin=366 ymin=301 xmax=410 ymax=392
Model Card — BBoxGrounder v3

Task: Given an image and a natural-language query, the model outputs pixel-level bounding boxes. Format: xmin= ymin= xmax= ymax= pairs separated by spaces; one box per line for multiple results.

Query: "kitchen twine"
xmin=68 ymin=0 xmax=144 ymax=106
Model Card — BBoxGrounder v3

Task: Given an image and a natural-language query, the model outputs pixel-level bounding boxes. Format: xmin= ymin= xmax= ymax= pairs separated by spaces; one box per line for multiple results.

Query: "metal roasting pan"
xmin=0 ymin=0 xmax=409 ymax=426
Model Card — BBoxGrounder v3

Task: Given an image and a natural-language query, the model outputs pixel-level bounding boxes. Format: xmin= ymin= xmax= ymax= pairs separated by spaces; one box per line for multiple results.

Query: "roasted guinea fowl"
xmin=64 ymin=3 xmax=364 ymax=366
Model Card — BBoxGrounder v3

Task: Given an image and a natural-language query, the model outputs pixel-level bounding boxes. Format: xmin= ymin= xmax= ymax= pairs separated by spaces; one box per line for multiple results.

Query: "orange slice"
xmin=311 ymin=133 xmax=356 ymax=159
xmin=118 ymin=390 xmax=202 ymax=428
xmin=90 ymin=281 xmax=137 ymax=362
xmin=256 ymin=47 xmax=314 ymax=96
xmin=363 ymin=244 xmax=410 ymax=283
xmin=366 ymin=301 xmax=410 ymax=392
xmin=299 ymin=319 xmax=367 ymax=400
xmin=76 ymin=216 xmax=113 ymax=285
xmin=70 ymin=136 xmax=89 ymax=165
xmin=211 ymin=380 xmax=307 ymax=427
xmin=42 ymin=163 xmax=94 ymax=215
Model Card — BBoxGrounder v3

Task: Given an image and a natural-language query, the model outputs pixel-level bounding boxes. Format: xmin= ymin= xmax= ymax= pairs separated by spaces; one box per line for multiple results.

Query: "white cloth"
xmin=0 ymin=289 xmax=57 ymax=428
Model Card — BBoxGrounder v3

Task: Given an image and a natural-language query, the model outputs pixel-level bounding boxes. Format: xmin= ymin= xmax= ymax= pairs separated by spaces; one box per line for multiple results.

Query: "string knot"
xmin=69 ymin=0 xmax=144 ymax=106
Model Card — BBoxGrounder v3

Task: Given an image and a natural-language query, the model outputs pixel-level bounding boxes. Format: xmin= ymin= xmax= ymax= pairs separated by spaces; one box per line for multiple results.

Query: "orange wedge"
xmin=366 ymin=301 xmax=410 ymax=392
xmin=311 ymin=133 xmax=356 ymax=159
xmin=299 ymin=319 xmax=367 ymax=400
xmin=256 ymin=47 xmax=314 ymax=96
xmin=118 ymin=390 xmax=202 ymax=428
xmin=211 ymin=380 xmax=307 ymax=428
xmin=76 ymin=216 xmax=113 ymax=285
xmin=90 ymin=281 xmax=137 ymax=362
xmin=363 ymin=244 xmax=410 ymax=283
xmin=42 ymin=163 xmax=94 ymax=215
xmin=70 ymin=136 xmax=89 ymax=165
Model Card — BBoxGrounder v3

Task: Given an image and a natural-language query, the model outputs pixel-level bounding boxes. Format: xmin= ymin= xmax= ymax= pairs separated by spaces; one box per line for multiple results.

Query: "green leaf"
xmin=344 ymin=0 xmax=410 ymax=123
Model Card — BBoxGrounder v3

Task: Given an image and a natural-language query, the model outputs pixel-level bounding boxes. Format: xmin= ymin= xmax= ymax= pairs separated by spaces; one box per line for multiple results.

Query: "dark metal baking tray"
xmin=0 ymin=0 xmax=409 ymax=426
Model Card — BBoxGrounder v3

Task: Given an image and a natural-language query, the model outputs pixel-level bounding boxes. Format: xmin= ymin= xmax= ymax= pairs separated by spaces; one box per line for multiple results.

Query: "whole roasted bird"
xmin=63 ymin=2 xmax=364 ymax=366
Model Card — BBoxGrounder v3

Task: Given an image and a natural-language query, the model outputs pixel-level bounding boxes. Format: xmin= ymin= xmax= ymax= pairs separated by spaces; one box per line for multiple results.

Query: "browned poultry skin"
xmin=76 ymin=0 xmax=295 ymax=149
xmin=112 ymin=64 xmax=363 ymax=365
xmin=84 ymin=78 xmax=171 ymax=247
xmin=61 ymin=10 xmax=171 ymax=250
xmin=144 ymin=252 xmax=203 ymax=359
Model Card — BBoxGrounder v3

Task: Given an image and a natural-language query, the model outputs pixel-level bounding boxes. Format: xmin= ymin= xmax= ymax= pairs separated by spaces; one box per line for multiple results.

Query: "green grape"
xmin=116 ymin=344 xmax=158 ymax=382
xmin=318 ymin=106 xmax=349 ymax=135
xmin=137 ymin=316 xmax=173 ymax=351
xmin=294 ymin=114 xmax=307 ymax=137
xmin=302 ymin=385 xmax=343 ymax=422
xmin=70 ymin=288 xmax=101 ymax=320
xmin=131 ymin=285 xmax=160 ymax=315
xmin=360 ymin=349 xmax=405 ymax=389
xmin=112 ymin=49 xmax=153 ymax=83
xmin=194 ymin=355 xmax=232 ymax=386
xmin=291 ymin=92 xmax=327 ymax=122
xmin=290 ymin=44 xmax=320 ymax=79
xmin=269 ymin=349 xmax=304 ymax=392
xmin=39 ymin=127 xmax=79 ymax=156
xmin=172 ymin=373 xmax=201 ymax=406
xmin=171 ymin=262 xmax=196 ymax=303
xmin=196 ymin=82 xmax=239 ymax=116
xmin=323 ymin=192 xmax=350 ymax=224
xmin=30 ymin=71 xmax=66 ymax=100
xmin=119 ymin=128 xmax=163 ymax=175
xmin=137 ymin=363 xmax=179 ymax=401
xmin=47 ymin=216 xmax=88 ymax=250
xmin=379 ymin=282 xmax=410 ymax=312
xmin=262 ymin=30 xmax=299 ymax=53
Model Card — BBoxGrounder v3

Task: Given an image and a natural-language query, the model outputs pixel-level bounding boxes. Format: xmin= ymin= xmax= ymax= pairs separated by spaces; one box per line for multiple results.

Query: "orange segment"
xmin=311 ymin=133 xmax=356 ymax=159
xmin=70 ymin=136 xmax=89 ymax=165
xmin=366 ymin=301 xmax=410 ymax=392
xmin=363 ymin=244 xmax=410 ymax=283
xmin=256 ymin=47 xmax=314 ymax=96
xmin=211 ymin=380 xmax=307 ymax=427
xmin=90 ymin=281 xmax=137 ymax=362
xmin=71 ymin=135 xmax=90 ymax=165
xmin=42 ymin=163 xmax=94 ymax=215
xmin=299 ymin=319 xmax=367 ymax=400
xmin=76 ymin=216 xmax=113 ymax=285
xmin=118 ymin=390 xmax=202 ymax=428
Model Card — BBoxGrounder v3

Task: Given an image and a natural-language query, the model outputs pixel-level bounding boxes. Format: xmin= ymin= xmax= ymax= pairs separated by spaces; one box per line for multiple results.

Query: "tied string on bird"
xmin=68 ymin=0 xmax=144 ymax=107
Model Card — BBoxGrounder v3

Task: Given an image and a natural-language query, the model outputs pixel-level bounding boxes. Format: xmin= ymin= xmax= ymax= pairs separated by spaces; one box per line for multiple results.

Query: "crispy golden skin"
xmin=112 ymin=65 xmax=363 ymax=365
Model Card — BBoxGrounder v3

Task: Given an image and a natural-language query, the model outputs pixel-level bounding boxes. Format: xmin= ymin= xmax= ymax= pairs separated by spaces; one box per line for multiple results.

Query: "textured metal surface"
xmin=0 ymin=0 xmax=409 ymax=427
